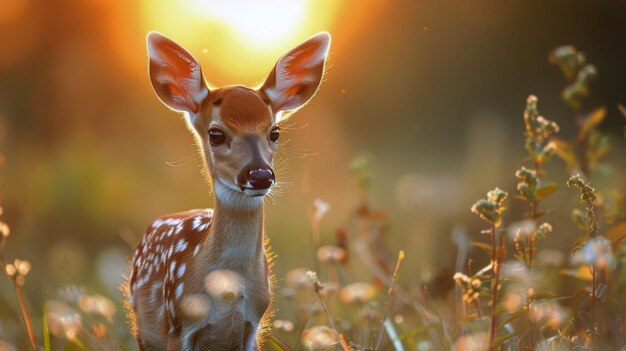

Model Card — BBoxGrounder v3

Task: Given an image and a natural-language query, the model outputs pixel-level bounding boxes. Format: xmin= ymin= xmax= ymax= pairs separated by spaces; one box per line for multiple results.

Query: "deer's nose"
xmin=239 ymin=167 xmax=275 ymax=190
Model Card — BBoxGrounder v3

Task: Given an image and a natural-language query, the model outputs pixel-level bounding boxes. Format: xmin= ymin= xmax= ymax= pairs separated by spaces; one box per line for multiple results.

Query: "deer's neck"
xmin=201 ymin=186 xmax=265 ymax=273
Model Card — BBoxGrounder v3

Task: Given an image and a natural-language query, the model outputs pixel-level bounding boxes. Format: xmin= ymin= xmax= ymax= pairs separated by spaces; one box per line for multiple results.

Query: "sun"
xmin=185 ymin=0 xmax=308 ymax=48
xmin=139 ymin=0 xmax=340 ymax=83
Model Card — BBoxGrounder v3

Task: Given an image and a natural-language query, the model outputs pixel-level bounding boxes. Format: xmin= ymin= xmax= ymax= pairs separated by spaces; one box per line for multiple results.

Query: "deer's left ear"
xmin=260 ymin=32 xmax=331 ymax=117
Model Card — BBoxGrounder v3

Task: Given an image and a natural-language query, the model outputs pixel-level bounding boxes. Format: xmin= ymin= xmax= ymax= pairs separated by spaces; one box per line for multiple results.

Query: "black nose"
xmin=244 ymin=168 xmax=275 ymax=190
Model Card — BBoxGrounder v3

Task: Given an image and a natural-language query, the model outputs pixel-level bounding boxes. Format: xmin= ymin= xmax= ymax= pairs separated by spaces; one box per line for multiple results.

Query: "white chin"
xmin=243 ymin=188 xmax=270 ymax=197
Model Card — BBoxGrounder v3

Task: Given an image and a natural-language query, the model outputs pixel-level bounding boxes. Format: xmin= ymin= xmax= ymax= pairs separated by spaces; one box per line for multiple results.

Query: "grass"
xmin=0 ymin=46 xmax=625 ymax=350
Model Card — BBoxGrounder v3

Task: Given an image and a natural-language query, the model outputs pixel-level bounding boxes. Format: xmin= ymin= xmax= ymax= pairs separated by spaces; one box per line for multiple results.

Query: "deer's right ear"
xmin=147 ymin=32 xmax=209 ymax=117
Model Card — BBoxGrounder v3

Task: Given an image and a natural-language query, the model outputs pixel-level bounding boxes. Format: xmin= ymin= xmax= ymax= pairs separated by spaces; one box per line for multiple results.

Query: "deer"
xmin=126 ymin=31 xmax=331 ymax=351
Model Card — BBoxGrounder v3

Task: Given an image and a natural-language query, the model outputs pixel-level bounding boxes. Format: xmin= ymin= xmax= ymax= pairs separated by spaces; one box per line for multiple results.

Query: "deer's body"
xmin=129 ymin=207 xmax=270 ymax=350
xmin=126 ymin=33 xmax=330 ymax=351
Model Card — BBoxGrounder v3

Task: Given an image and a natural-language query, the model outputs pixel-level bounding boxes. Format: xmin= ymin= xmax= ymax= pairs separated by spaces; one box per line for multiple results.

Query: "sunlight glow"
xmin=186 ymin=0 xmax=307 ymax=48
xmin=139 ymin=0 xmax=341 ymax=83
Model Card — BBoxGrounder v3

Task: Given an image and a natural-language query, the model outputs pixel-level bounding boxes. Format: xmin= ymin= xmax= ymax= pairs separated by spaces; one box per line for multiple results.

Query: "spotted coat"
xmin=128 ymin=209 xmax=213 ymax=344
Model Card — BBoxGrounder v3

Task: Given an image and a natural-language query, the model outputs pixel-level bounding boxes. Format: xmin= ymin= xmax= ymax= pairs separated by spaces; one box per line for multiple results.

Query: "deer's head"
xmin=147 ymin=32 xmax=330 ymax=205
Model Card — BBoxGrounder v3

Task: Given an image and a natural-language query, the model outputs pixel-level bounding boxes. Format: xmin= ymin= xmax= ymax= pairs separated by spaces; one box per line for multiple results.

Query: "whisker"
xmin=165 ymin=152 xmax=201 ymax=167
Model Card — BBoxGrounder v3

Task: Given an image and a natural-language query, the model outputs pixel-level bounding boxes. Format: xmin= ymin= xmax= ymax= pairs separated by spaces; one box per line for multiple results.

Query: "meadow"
xmin=0 ymin=1 xmax=625 ymax=350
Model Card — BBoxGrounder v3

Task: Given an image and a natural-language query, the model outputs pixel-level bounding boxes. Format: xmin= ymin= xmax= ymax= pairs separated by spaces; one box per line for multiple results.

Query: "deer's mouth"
xmin=241 ymin=187 xmax=271 ymax=197
xmin=216 ymin=179 xmax=272 ymax=199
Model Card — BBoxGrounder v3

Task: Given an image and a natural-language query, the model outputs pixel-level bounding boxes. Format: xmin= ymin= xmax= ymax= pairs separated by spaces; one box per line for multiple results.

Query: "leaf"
xmin=471 ymin=242 xmax=493 ymax=257
xmin=571 ymin=234 xmax=588 ymax=251
xmin=559 ymin=266 xmax=593 ymax=281
xmin=549 ymin=137 xmax=577 ymax=170
xmin=536 ymin=183 xmax=558 ymax=200
xmin=579 ymin=107 xmax=606 ymax=139
xmin=499 ymin=309 xmax=527 ymax=329
xmin=606 ymin=221 xmax=626 ymax=243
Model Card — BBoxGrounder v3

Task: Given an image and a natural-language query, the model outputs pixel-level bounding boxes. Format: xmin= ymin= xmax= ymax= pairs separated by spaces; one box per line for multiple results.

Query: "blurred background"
xmin=0 ymin=0 xmax=625 ymax=348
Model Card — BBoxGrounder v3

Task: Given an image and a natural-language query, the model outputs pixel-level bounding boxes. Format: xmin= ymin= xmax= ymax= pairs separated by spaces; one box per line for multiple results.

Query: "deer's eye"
xmin=269 ymin=128 xmax=280 ymax=143
xmin=209 ymin=128 xmax=226 ymax=146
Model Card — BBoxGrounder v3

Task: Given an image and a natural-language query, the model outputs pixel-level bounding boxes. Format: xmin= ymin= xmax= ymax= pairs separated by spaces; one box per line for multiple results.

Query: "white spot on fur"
xmin=191 ymin=216 xmax=203 ymax=230
xmin=176 ymin=282 xmax=184 ymax=299
xmin=177 ymin=263 xmax=186 ymax=278
xmin=175 ymin=239 xmax=188 ymax=253
xmin=170 ymin=261 xmax=177 ymax=274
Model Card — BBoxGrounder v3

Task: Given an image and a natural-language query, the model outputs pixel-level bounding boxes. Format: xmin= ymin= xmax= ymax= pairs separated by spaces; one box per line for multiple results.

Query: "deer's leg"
xmin=242 ymin=322 xmax=260 ymax=351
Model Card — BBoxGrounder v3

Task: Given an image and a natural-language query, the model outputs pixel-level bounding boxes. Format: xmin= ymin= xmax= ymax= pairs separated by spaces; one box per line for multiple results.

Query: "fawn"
xmin=126 ymin=32 xmax=331 ymax=350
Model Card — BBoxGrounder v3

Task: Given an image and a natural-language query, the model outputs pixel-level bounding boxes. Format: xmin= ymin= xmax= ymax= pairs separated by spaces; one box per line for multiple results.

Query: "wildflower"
xmin=509 ymin=220 xmax=535 ymax=240
xmin=568 ymin=174 xmax=598 ymax=236
xmin=286 ymin=268 xmax=313 ymax=289
xmin=46 ymin=300 xmax=83 ymax=340
xmin=567 ymin=175 xmax=597 ymax=205
xmin=536 ymin=222 xmax=553 ymax=239
xmin=487 ymin=188 xmax=507 ymax=206
xmin=306 ymin=271 xmax=321 ymax=290
xmin=77 ymin=294 xmax=116 ymax=322
xmin=339 ymin=282 xmax=377 ymax=304
xmin=529 ymin=301 xmax=568 ymax=329
xmin=503 ymin=291 xmax=525 ymax=313
xmin=5 ymin=259 xmax=31 ymax=286
xmin=524 ymin=96 xmax=560 ymax=140
xmin=272 ymin=319 xmax=294 ymax=333
xmin=523 ymin=95 xmax=560 ymax=164
xmin=549 ymin=45 xmax=585 ymax=82
xmin=301 ymin=325 xmax=337 ymax=350
xmin=572 ymin=237 xmax=613 ymax=270
xmin=0 ymin=221 xmax=9 ymax=244
xmin=316 ymin=245 xmax=346 ymax=263
xmin=515 ymin=167 xmax=538 ymax=202
xmin=318 ymin=281 xmax=340 ymax=298
xmin=313 ymin=199 xmax=330 ymax=223
xmin=471 ymin=188 xmax=508 ymax=226
xmin=453 ymin=273 xmax=482 ymax=305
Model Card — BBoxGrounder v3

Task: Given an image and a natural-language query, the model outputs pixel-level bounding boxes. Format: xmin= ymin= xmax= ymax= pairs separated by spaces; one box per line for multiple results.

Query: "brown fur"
xmin=128 ymin=31 xmax=330 ymax=351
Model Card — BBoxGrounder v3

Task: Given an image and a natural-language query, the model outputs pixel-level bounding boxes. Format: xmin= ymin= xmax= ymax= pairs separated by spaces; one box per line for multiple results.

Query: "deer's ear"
xmin=260 ymin=32 xmax=331 ymax=116
xmin=147 ymin=32 xmax=209 ymax=117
